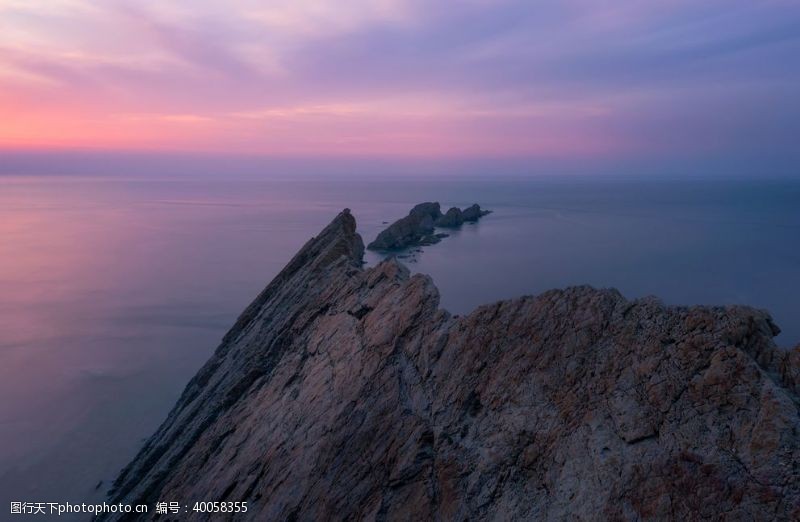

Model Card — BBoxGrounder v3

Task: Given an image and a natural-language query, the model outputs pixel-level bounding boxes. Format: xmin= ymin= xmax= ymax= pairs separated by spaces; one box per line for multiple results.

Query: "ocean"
xmin=1 ymin=172 xmax=798 ymax=512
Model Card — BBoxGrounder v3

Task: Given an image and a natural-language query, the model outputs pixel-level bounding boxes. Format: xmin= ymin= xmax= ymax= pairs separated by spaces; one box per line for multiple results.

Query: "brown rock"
xmin=105 ymin=210 xmax=800 ymax=521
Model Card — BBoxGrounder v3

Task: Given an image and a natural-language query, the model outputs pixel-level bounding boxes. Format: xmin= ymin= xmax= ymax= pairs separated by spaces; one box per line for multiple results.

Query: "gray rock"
xmin=409 ymin=202 xmax=442 ymax=219
xmin=369 ymin=202 xmax=490 ymax=251
xmin=105 ymin=210 xmax=800 ymax=521
xmin=461 ymin=203 xmax=491 ymax=222
xmin=435 ymin=207 xmax=464 ymax=228
xmin=418 ymin=234 xmax=440 ymax=246
xmin=367 ymin=202 xmax=441 ymax=250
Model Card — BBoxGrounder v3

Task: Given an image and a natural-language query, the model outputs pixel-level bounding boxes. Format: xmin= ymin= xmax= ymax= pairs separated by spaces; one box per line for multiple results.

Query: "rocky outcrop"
xmin=459 ymin=203 xmax=491 ymax=223
xmin=106 ymin=210 xmax=800 ymax=521
xmin=435 ymin=207 xmax=465 ymax=227
xmin=366 ymin=202 xmax=441 ymax=250
xmin=367 ymin=202 xmax=490 ymax=250
xmin=435 ymin=203 xmax=491 ymax=228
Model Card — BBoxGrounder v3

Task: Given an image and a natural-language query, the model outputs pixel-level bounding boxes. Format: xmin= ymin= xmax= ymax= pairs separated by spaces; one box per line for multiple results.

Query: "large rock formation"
xmin=367 ymin=202 xmax=442 ymax=250
xmin=435 ymin=204 xmax=490 ymax=228
xmin=106 ymin=210 xmax=800 ymax=521
xmin=367 ymin=202 xmax=490 ymax=250
xmin=458 ymin=203 xmax=491 ymax=223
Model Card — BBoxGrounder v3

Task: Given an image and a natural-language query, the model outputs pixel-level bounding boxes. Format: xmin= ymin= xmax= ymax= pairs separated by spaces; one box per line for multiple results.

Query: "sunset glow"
xmin=1 ymin=0 xmax=799 ymax=159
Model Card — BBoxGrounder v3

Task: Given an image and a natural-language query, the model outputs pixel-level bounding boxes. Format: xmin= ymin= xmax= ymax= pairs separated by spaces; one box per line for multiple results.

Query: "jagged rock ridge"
xmin=367 ymin=202 xmax=491 ymax=251
xmin=106 ymin=210 xmax=800 ymax=521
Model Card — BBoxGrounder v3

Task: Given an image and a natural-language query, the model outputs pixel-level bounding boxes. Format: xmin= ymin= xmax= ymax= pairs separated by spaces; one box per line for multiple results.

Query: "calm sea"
xmin=1 ymin=173 xmax=798 ymax=513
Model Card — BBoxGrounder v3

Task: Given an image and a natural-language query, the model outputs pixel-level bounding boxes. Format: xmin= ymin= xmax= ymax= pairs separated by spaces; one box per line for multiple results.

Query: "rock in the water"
xmin=367 ymin=201 xmax=442 ymax=250
xmin=417 ymin=232 xmax=450 ymax=246
xmin=105 ymin=210 xmax=800 ymax=521
xmin=409 ymin=201 xmax=442 ymax=218
xmin=368 ymin=201 xmax=490 ymax=250
xmin=461 ymin=203 xmax=491 ymax=222
xmin=435 ymin=207 xmax=465 ymax=227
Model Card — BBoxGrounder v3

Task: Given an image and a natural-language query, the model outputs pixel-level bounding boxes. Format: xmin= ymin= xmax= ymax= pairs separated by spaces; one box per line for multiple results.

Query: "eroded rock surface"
xmin=367 ymin=202 xmax=490 ymax=250
xmin=106 ymin=210 xmax=800 ymax=521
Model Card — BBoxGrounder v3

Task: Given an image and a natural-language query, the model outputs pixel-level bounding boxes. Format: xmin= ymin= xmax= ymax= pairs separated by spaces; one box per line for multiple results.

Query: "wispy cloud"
xmin=115 ymin=113 xmax=215 ymax=123
xmin=0 ymin=0 xmax=798 ymax=161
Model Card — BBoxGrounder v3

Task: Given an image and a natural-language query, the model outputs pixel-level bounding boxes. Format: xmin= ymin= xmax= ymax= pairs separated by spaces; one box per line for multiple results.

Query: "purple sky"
xmin=1 ymin=0 xmax=799 ymax=171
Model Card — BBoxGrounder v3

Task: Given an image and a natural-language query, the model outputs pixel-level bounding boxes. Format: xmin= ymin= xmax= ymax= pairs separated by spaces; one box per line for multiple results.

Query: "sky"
xmin=1 ymin=0 xmax=799 ymax=167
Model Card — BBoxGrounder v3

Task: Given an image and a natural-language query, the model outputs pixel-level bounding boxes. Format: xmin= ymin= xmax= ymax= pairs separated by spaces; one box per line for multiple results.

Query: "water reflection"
xmin=0 ymin=174 xmax=798 ymax=514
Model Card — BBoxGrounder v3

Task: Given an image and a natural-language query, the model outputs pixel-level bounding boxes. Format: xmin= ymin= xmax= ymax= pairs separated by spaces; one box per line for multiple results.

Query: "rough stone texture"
xmin=434 ymin=204 xmax=492 ymax=228
xmin=435 ymin=207 xmax=465 ymax=228
xmin=460 ymin=203 xmax=491 ymax=222
xmin=106 ymin=210 xmax=800 ymax=521
xmin=367 ymin=202 xmax=441 ymax=250
xmin=367 ymin=202 xmax=490 ymax=250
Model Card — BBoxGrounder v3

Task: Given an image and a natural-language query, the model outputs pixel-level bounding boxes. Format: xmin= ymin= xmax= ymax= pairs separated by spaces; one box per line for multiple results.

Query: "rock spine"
xmin=105 ymin=210 xmax=800 ymax=521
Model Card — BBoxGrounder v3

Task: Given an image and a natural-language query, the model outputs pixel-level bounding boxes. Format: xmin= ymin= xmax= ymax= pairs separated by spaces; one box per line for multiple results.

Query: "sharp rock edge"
xmin=104 ymin=209 xmax=800 ymax=521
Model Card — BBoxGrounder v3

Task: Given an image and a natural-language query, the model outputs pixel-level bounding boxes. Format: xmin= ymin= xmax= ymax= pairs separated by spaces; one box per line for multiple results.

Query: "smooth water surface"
xmin=1 ymin=173 xmax=798 ymax=512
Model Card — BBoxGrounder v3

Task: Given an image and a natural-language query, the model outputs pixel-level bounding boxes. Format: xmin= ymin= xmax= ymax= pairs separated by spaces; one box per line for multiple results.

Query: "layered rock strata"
xmin=106 ymin=210 xmax=800 ymax=521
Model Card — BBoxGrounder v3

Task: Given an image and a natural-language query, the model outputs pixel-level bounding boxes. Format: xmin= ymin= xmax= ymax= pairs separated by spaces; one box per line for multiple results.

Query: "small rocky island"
xmin=367 ymin=201 xmax=491 ymax=251
xmin=104 ymin=210 xmax=800 ymax=521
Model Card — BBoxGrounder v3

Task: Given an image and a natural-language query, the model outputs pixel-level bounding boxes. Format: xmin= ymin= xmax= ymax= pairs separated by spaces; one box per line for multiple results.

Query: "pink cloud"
xmin=0 ymin=0 xmax=798 ymax=161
